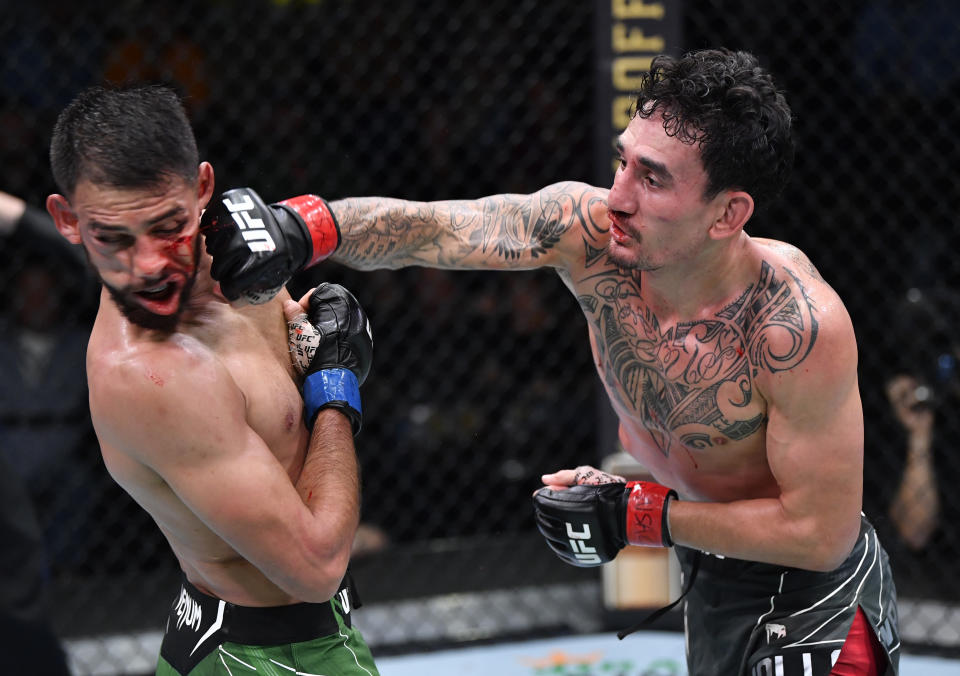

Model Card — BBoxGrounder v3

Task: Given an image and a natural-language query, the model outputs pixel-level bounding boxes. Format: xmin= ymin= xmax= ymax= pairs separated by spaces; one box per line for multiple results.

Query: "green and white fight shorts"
xmin=155 ymin=574 xmax=379 ymax=675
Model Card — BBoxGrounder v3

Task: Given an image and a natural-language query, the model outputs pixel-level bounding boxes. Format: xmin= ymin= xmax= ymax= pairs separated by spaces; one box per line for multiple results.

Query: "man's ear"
xmin=709 ymin=190 xmax=754 ymax=240
xmin=197 ymin=162 xmax=215 ymax=211
xmin=46 ymin=194 xmax=82 ymax=244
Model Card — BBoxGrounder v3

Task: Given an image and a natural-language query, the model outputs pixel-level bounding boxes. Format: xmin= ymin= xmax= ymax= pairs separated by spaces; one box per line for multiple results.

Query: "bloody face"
xmin=67 ymin=176 xmax=205 ymax=332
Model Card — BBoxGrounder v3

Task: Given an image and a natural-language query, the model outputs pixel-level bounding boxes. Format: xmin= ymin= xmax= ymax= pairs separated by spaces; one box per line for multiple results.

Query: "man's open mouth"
xmin=137 ymin=282 xmax=177 ymax=301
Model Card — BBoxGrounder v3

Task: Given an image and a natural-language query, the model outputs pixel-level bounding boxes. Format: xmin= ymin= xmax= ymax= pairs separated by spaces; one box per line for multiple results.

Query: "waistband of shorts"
xmin=177 ymin=574 xmax=349 ymax=645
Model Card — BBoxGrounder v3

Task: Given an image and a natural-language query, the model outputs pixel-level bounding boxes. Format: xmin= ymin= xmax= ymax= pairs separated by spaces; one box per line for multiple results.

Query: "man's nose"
xmin=131 ymin=239 xmax=168 ymax=277
xmin=607 ymin=169 xmax=635 ymax=215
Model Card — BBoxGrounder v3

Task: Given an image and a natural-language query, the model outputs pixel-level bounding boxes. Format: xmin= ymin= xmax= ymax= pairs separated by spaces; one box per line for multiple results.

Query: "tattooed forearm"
xmin=329 ymin=182 xmax=607 ymax=271
xmin=329 ymin=197 xmax=458 ymax=270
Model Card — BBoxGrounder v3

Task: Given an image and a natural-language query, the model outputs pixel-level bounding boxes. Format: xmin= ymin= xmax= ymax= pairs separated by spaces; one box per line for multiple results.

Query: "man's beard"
xmin=85 ymin=244 xmax=200 ymax=333
xmin=104 ymin=274 xmax=197 ymax=333
xmin=606 ymin=239 xmax=651 ymax=271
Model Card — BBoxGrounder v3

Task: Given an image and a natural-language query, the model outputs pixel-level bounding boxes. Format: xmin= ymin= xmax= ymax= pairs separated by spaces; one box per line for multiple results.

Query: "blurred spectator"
xmin=0 ymin=192 xmax=99 ymax=572
xmin=0 ymin=190 xmax=81 ymax=261
xmin=885 ymin=373 xmax=938 ymax=550
xmin=0 ymin=256 xmax=92 ymax=491
xmin=0 ymin=193 xmax=85 ymax=673
xmin=0 ymin=453 xmax=71 ymax=675
xmin=0 ymin=193 xmax=93 ymax=500
xmin=877 ymin=287 xmax=960 ymax=599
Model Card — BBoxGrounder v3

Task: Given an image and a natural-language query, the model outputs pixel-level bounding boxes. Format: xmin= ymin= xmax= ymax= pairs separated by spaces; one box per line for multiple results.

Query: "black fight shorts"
xmin=677 ymin=515 xmax=900 ymax=675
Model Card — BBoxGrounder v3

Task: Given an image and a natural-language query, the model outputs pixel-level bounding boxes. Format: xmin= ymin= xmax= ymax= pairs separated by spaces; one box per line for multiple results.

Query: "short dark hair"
xmin=49 ymin=84 xmax=199 ymax=198
xmin=633 ymin=48 xmax=794 ymax=210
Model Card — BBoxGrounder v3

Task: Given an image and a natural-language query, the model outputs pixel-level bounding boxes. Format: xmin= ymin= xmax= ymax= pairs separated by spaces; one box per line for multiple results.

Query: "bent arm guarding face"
xmin=91 ymin=349 xmax=359 ymax=604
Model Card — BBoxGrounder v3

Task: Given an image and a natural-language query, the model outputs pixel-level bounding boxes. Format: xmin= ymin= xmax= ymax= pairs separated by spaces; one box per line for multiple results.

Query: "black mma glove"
xmin=533 ymin=481 xmax=677 ymax=567
xmin=201 ymin=187 xmax=340 ymax=305
xmin=288 ymin=283 xmax=372 ymax=434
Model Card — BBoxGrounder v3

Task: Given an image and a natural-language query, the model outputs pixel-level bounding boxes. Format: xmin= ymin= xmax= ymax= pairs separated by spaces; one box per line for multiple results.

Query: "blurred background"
xmin=1 ymin=0 xmax=958 ymax=673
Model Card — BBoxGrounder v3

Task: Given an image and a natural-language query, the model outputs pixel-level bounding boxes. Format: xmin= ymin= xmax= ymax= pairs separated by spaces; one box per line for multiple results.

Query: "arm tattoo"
xmin=331 ymin=182 xmax=605 ymax=269
xmin=331 ymin=198 xmax=454 ymax=269
xmin=477 ymin=197 xmax=530 ymax=260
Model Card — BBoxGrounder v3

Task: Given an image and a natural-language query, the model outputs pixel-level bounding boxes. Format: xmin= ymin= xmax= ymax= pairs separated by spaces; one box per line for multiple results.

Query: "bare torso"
xmin=331 ymin=186 xmax=835 ymax=505
xmin=87 ymin=287 xmax=310 ymax=605
xmin=562 ymin=237 xmax=824 ymax=502
xmin=329 ymin=181 xmax=861 ymax=567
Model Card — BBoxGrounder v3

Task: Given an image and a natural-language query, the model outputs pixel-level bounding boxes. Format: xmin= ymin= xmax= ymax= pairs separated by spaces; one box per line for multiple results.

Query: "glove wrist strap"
xmin=624 ymin=481 xmax=678 ymax=547
xmin=276 ymin=195 xmax=341 ymax=268
xmin=302 ymin=368 xmax=362 ymax=434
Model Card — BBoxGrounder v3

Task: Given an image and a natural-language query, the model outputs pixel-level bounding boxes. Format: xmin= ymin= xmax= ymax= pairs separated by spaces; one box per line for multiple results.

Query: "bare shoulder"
xmin=535 ymin=181 xmax=608 ymax=210
xmin=88 ymin=333 xmax=243 ymax=462
xmin=522 ymin=181 xmax=610 ymax=266
xmin=748 ymin=238 xmax=857 ymax=396
xmin=533 ymin=181 xmax=609 ymax=233
xmin=470 ymin=181 xmax=610 ymax=264
xmin=752 ymin=237 xmax=848 ymax=315
xmin=88 ymin=331 xmax=211 ymax=393
xmin=753 ymin=237 xmax=826 ymax=283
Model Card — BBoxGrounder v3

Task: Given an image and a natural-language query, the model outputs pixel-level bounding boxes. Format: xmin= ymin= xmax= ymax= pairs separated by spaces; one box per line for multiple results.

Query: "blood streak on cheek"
xmin=166 ymin=234 xmax=195 ymax=261
xmin=148 ymin=372 xmax=164 ymax=386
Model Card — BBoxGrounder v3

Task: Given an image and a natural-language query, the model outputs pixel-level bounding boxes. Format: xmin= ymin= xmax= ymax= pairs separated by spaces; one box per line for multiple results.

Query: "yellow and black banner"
xmin=593 ymin=0 xmax=682 ymax=183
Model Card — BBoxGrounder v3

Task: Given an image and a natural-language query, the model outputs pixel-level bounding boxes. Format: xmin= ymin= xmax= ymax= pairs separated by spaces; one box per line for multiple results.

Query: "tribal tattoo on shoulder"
xmin=581 ymin=261 xmax=819 ymax=457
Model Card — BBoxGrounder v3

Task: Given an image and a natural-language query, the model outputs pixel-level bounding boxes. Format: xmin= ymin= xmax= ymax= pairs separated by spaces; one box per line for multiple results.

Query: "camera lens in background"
xmin=913 ymin=384 xmax=935 ymax=409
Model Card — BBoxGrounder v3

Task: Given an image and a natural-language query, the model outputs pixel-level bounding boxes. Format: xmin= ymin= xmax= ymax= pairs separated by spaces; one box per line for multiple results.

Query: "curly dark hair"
xmin=50 ymin=84 xmax=199 ymax=198
xmin=633 ymin=48 xmax=794 ymax=211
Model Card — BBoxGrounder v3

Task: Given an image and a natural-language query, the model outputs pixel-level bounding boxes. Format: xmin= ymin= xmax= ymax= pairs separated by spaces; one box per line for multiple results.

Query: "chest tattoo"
xmin=582 ymin=261 xmax=818 ymax=457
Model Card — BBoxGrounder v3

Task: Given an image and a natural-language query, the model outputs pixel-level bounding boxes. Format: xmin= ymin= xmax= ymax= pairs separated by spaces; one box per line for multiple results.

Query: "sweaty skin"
xmin=48 ymin=168 xmax=359 ymax=606
xmin=326 ymin=113 xmax=863 ymax=572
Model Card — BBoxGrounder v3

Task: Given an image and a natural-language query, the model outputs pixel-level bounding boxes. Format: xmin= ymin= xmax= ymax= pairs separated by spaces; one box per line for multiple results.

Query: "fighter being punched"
xmin=203 ymin=49 xmax=899 ymax=675
xmin=45 ymin=85 xmax=379 ymax=676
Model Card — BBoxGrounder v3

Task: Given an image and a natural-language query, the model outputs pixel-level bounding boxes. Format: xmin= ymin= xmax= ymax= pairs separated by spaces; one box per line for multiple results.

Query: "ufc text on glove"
xmin=532 ymin=481 xmax=677 ymax=567
xmin=201 ymin=187 xmax=340 ymax=305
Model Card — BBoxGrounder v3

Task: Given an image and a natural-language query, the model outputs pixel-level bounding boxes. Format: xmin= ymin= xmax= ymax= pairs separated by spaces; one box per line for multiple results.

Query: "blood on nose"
xmin=166 ymin=234 xmax=194 ymax=259
xmin=133 ymin=239 xmax=169 ymax=277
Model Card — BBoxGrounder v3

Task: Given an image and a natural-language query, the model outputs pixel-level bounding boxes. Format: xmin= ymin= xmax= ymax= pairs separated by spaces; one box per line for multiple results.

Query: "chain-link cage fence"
xmin=1 ymin=0 xmax=958 ymax=673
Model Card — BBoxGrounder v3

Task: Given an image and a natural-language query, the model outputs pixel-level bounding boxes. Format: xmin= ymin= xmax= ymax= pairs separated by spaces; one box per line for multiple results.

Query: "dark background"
xmin=1 ymin=0 xmax=957 ymax=671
